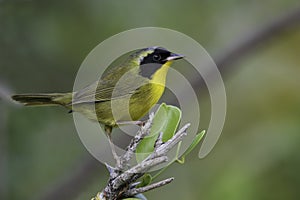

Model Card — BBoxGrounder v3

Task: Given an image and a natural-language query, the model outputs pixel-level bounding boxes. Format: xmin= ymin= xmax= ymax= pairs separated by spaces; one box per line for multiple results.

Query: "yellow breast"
xmin=150 ymin=61 xmax=172 ymax=86
xmin=128 ymin=61 xmax=172 ymax=120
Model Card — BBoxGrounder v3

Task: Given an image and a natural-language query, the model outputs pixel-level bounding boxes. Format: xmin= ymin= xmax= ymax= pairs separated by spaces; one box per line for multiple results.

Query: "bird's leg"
xmin=105 ymin=125 xmax=121 ymax=167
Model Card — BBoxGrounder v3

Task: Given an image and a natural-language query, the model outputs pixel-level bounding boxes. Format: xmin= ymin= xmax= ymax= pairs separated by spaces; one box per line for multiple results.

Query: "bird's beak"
xmin=165 ymin=53 xmax=185 ymax=61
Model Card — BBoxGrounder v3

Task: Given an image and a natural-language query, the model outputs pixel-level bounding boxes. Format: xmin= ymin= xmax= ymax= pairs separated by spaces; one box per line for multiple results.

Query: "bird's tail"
xmin=11 ymin=93 xmax=72 ymax=107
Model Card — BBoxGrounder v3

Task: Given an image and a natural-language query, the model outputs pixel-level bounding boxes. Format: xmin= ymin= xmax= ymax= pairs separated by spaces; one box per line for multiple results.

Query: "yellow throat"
xmin=150 ymin=61 xmax=173 ymax=86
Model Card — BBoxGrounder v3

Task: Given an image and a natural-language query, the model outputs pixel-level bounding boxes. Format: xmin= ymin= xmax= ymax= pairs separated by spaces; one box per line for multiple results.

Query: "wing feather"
xmin=72 ymin=71 xmax=147 ymax=105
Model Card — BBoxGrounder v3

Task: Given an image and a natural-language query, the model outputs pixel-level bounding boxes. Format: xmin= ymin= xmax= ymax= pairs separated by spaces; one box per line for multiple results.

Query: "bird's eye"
xmin=153 ymin=54 xmax=161 ymax=61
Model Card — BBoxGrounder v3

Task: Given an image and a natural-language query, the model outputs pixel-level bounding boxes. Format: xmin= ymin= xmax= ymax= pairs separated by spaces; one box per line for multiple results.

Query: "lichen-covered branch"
xmin=118 ymin=113 xmax=155 ymax=170
xmin=92 ymin=116 xmax=190 ymax=200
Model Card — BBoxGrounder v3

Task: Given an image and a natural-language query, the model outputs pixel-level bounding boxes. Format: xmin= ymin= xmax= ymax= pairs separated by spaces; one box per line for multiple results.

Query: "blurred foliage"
xmin=1 ymin=0 xmax=300 ymax=200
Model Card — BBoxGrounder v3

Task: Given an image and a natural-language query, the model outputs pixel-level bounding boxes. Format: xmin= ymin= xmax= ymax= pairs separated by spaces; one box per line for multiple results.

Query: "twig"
xmin=154 ymin=131 xmax=163 ymax=149
xmin=151 ymin=123 xmax=190 ymax=158
xmin=125 ymin=178 xmax=174 ymax=196
xmin=118 ymin=113 xmax=154 ymax=170
xmin=215 ymin=6 xmax=300 ymax=74
xmin=109 ymin=156 xmax=168 ymax=191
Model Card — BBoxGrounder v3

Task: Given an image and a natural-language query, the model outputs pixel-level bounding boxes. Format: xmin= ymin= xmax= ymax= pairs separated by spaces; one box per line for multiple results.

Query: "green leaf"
xmin=177 ymin=130 xmax=206 ymax=163
xmin=159 ymin=104 xmax=182 ymax=142
xmin=136 ymin=103 xmax=182 ymax=163
xmin=137 ymin=173 xmax=152 ymax=187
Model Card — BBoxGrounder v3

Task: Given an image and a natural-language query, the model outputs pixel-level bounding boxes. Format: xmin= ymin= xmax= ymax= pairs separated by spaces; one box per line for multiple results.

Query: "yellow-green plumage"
xmin=12 ymin=47 xmax=183 ymax=130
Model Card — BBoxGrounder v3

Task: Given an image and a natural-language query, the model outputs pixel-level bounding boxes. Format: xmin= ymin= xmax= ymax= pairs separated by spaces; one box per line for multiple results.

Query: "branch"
xmin=125 ymin=177 xmax=174 ymax=197
xmin=189 ymin=6 xmax=300 ymax=93
xmin=149 ymin=123 xmax=190 ymax=158
xmin=94 ymin=118 xmax=190 ymax=200
xmin=215 ymin=6 xmax=300 ymax=73
xmin=118 ymin=113 xmax=155 ymax=170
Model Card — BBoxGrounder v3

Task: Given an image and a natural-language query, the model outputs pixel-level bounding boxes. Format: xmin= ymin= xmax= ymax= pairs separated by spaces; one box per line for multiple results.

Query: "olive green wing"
xmin=72 ymin=75 xmax=148 ymax=105
xmin=72 ymin=60 xmax=148 ymax=105
xmin=72 ymin=81 xmax=128 ymax=104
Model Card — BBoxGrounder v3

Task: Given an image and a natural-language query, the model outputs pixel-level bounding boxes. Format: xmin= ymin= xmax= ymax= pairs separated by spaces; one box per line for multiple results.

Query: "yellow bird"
xmin=12 ymin=47 xmax=184 ymax=140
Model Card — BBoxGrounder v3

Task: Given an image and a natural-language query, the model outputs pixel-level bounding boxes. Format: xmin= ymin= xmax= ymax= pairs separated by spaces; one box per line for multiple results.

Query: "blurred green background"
xmin=1 ymin=0 xmax=300 ymax=200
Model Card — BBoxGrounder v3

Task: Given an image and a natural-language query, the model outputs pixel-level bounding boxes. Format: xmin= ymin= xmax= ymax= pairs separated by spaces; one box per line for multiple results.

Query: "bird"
xmin=12 ymin=46 xmax=184 ymax=159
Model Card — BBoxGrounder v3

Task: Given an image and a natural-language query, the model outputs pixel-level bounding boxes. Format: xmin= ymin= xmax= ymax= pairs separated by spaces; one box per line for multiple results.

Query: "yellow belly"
xmin=129 ymin=83 xmax=165 ymax=121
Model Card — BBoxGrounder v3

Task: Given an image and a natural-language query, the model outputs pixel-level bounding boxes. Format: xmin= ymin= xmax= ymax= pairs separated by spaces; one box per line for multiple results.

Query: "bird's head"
xmin=129 ymin=47 xmax=184 ymax=79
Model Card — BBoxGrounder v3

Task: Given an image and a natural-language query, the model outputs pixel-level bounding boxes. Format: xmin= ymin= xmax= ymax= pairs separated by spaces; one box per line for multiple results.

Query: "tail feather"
xmin=12 ymin=93 xmax=72 ymax=106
